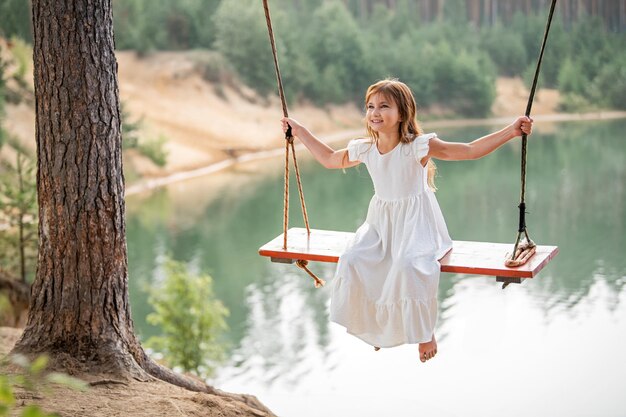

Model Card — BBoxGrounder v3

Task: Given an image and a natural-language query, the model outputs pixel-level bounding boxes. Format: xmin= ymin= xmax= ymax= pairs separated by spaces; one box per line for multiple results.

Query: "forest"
xmin=1 ymin=0 xmax=625 ymax=117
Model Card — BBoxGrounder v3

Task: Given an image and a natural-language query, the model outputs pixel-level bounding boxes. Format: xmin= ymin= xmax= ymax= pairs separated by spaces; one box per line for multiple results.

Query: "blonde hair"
xmin=364 ymin=79 xmax=437 ymax=190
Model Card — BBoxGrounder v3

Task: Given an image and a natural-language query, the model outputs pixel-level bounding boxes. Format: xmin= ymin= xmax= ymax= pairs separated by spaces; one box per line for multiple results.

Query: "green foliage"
xmin=14 ymin=0 xmax=621 ymax=115
xmin=121 ymin=102 xmax=142 ymax=149
xmin=0 ymin=0 xmax=32 ymax=43
xmin=557 ymin=58 xmax=586 ymax=96
xmin=589 ymin=56 xmax=626 ymax=110
xmin=138 ymin=135 xmax=168 ymax=167
xmin=428 ymin=42 xmax=496 ymax=117
xmin=146 ymin=258 xmax=229 ymax=378
xmin=307 ymin=0 xmax=370 ymax=103
xmin=0 ymin=354 xmax=88 ymax=417
xmin=481 ymin=25 xmax=528 ymax=76
xmin=213 ymin=0 xmax=277 ymax=96
xmin=0 ymin=145 xmax=38 ymax=283
xmin=113 ymin=0 xmax=220 ymax=52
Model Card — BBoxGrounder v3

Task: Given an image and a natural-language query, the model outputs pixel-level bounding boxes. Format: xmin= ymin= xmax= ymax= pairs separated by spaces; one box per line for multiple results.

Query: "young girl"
xmin=281 ymin=79 xmax=533 ymax=363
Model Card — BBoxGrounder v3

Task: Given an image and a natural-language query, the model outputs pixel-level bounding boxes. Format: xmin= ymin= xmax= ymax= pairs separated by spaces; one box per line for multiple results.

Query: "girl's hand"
xmin=281 ymin=117 xmax=307 ymax=139
xmin=512 ymin=116 xmax=533 ymax=137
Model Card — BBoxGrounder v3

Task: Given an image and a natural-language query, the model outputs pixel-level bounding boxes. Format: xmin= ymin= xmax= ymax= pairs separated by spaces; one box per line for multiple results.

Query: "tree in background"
xmin=213 ymin=0 xmax=277 ymax=96
xmin=0 ymin=0 xmax=32 ymax=43
xmin=0 ymin=144 xmax=37 ymax=284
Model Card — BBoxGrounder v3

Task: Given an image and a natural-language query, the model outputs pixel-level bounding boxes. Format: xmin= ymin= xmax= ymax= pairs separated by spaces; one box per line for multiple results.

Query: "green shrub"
xmin=137 ymin=135 xmax=168 ymax=168
xmin=0 ymin=146 xmax=38 ymax=283
xmin=558 ymin=93 xmax=594 ymax=113
xmin=428 ymin=42 xmax=496 ymax=117
xmin=192 ymin=51 xmax=234 ymax=85
xmin=588 ymin=56 xmax=626 ymax=110
xmin=307 ymin=0 xmax=370 ymax=102
xmin=146 ymin=259 xmax=229 ymax=379
xmin=557 ymin=58 xmax=587 ymax=96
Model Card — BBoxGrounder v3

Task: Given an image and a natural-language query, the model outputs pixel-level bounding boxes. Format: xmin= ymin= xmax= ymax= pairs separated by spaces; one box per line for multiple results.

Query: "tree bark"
xmin=10 ymin=4 xmax=273 ymax=414
xmin=12 ymin=0 xmax=146 ymax=378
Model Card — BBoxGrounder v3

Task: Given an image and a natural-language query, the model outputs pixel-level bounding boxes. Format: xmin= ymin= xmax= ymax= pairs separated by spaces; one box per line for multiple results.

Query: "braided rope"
xmin=290 ymin=142 xmax=311 ymax=234
xmin=296 ymin=260 xmax=325 ymax=288
xmin=283 ymin=139 xmax=290 ymax=250
xmin=263 ymin=0 xmax=311 ymax=251
xmin=509 ymin=0 xmax=557 ymax=262
xmin=262 ymin=0 xmax=288 ymax=119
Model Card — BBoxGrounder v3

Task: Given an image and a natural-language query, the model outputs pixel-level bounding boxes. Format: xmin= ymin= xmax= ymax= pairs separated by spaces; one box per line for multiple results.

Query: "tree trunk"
xmin=9 ymin=4 xmax=267 ymax=411
xmin=12 ymin=0 xmax=146 ymax=378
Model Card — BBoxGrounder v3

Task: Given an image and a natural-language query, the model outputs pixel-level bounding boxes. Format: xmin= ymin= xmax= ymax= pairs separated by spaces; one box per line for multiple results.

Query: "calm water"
xmin=126 ymin=119 xmax=626 ymax=417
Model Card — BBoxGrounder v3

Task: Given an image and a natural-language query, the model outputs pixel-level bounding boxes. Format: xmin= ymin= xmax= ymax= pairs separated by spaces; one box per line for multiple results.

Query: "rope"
xmin=283 ymin=140 xmax=290 ymax=250
xmin=295 ymin=260 xmax=326 ymax=288
xmin=262 ymin=0 xmax=289 ymax=120
xmin=508 ymin=0 xmax=558 ymax=265
xmin=263 ymin=0 xmax=311 ymax=252
xmin=290 ymin=143 xmax=311 ymax=233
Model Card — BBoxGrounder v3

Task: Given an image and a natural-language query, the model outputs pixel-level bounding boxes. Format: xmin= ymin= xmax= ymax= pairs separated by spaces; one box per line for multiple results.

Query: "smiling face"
xmin=364 ymin=79 xmax=420 ymax=143
xmin=366 ymin=93 xmax=401 ymax=138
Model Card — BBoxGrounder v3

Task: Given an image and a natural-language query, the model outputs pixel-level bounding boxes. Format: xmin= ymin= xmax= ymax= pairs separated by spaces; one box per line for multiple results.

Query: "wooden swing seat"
xmin=259 ymin=228 xmax=558 ymax=284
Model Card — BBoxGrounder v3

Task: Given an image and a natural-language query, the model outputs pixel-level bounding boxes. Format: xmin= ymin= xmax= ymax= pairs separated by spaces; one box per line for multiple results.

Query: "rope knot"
xmin=295 ymin=260 xmax=325 ymax=288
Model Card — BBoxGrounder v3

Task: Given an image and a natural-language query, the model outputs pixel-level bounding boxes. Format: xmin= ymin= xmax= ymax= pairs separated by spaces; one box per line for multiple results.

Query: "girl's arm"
xmin=426 ymin=116 xmax=533 ymax=162
xmin=281 ymin=117 xmax=360 ymax=169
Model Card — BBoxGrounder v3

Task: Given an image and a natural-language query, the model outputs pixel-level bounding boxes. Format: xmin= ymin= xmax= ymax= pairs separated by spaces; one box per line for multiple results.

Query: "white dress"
xmin=330 ymin=133 xmax=453 ymax=348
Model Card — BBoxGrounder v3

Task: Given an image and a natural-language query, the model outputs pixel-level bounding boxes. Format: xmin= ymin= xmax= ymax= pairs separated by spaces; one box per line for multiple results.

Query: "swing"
xmin=258 ymin=0 xmax=559 ymax=289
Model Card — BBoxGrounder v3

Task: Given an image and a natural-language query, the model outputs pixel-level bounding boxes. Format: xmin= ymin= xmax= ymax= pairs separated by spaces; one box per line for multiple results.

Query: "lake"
xmin=126 ymin=118 xmax=626 ymax=417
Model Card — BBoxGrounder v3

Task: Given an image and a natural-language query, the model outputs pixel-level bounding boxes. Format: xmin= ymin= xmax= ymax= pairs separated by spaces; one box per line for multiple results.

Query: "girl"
xmin=281 ymin=79 xmax=533 ymax=363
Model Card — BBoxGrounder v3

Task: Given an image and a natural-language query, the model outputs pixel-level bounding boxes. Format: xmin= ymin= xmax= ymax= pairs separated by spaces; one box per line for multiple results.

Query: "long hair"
xmin=365 ymin=79 xmax=437 ymax=190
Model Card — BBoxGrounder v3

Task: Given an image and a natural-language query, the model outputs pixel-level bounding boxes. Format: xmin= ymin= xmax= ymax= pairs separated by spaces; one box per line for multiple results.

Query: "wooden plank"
xmin=259 ymin=228 xmax=559 ymax=279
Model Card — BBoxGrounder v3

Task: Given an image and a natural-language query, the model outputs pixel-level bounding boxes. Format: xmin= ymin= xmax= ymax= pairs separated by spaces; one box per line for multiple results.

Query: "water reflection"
xmin=126 ymin=119 xmax=625 ymax=399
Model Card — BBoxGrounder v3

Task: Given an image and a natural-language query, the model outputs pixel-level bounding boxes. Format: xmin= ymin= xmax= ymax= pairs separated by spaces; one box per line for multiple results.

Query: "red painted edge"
xmin=259 ymin=229 xmax=559 ymax=279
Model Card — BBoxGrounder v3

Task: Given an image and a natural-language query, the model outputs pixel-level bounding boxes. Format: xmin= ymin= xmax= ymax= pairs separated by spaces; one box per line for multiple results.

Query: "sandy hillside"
xmin=2 ymin=46 xmax=563 ymax=182
xmin=115 ymin=51 xmax=365 ymax=176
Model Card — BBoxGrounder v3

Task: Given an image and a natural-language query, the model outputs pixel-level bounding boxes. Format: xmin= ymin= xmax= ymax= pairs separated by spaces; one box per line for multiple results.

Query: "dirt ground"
xmin=0 ymin=327 xmax=275 ymax=417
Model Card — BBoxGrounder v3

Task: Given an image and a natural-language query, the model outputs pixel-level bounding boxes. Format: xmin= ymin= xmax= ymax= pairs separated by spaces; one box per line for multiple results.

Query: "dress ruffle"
xmin=413 ymin=132 xmax=437 ymax=161
xmin=331 ymin=278 xmax=438 ymax=347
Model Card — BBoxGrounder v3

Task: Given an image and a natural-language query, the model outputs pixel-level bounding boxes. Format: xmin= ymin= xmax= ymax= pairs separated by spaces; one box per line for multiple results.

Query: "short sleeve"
xmin=347 ymin=138 xmax=371 ymax=163
xmin=413 ymin=133 xmax=437 ymax=161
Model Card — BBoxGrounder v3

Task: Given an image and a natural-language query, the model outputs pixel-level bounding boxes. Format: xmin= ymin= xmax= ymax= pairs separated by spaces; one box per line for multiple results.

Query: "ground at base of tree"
xmin=0 ymin=327 xmax=274 ymax=417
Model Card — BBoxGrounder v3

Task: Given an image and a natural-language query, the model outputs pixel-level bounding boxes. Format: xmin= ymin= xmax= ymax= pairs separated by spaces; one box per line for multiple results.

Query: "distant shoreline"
xmin=125 ymin=110 xmax=626 ymax=196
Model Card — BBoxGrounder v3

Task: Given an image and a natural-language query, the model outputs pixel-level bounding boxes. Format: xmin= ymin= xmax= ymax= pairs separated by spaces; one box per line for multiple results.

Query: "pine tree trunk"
xmin=10 ymin=2 xmax=220 ymax=397
xmin=11 ymin=0 xmax=145 ymax=377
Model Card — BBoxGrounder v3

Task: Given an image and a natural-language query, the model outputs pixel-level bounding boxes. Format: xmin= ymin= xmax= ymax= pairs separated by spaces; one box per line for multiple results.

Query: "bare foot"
xmin=418 ymin=334 xmax=437 ymax=363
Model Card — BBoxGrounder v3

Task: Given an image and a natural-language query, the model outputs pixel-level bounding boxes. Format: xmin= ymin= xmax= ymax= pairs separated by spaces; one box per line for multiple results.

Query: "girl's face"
xmin=366 ymin=93 xmax=401 ymax=137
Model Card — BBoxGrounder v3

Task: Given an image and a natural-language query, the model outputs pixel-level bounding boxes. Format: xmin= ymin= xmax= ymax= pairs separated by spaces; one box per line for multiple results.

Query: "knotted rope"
xmin=505 ymin=0 xmax=558 ymax=268
xmin=263 ymin=0 xmax=323 ymax=287
xmin=262 ymin=0 xmax=310 ymax=249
